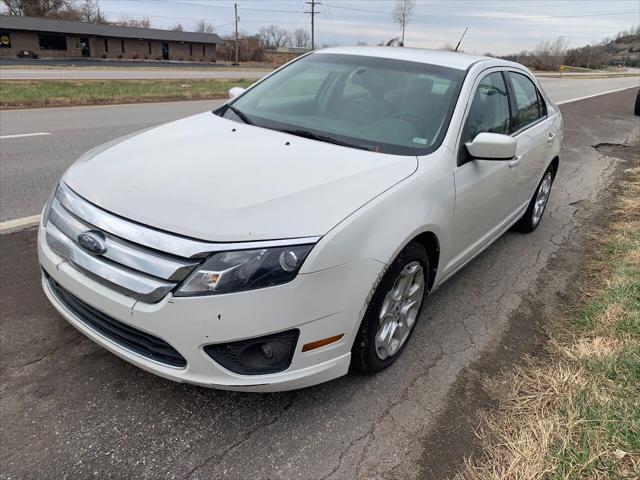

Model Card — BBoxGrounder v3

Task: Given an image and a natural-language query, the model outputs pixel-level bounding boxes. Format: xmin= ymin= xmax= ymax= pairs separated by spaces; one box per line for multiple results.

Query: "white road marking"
xmin=0 ymin=132 xmax=51 ymax=139
xmin=556 ymin=86 xmax=638 ymax=105
xmin=0 ymin=214 xmax=41 ymax=233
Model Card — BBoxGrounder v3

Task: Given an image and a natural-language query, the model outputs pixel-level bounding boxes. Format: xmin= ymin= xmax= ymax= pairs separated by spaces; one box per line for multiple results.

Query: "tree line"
xmin=494 ymin=26 xmax=640 ymax=70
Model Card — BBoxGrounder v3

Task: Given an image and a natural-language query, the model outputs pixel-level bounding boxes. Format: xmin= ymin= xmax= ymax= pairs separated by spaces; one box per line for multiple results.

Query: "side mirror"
xmin=465 ymin=132 xmax=516 ymax=160
xmin=228 ymin=87 xmax=246 ymax=100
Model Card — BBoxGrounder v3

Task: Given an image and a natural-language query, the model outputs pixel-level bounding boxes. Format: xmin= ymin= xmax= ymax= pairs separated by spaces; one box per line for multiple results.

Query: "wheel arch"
xmin=406 ymin=231 xmax=440 ymax=292
xmin=550 ymin=156 xmax=559 ymax=177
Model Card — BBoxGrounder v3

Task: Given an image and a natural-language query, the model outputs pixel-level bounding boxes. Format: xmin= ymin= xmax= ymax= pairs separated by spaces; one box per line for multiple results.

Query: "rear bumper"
xmin=38 ymin=224 xmax=384 ymax=392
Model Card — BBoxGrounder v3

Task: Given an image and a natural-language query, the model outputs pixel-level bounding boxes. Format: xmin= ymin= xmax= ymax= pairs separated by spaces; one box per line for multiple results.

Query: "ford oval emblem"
xmin=77 ymin=231 xmax=107 ymax=255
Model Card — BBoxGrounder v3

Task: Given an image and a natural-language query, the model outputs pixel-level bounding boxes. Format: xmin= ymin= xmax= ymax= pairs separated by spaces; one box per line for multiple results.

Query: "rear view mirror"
xmin=465 ymin=132 xmax=516 ymax=160
xmin=228 ymin=87 xmax=246 ymax=100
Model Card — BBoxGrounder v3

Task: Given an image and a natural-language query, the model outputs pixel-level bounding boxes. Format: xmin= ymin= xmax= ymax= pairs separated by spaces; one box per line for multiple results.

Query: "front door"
xmin=80 ymin=37 xmax=90 ymax=57
xmin=445 ymin=70 xmax=521 ymax=274
xmin=161 ymin=42 xmax=169 ymax=60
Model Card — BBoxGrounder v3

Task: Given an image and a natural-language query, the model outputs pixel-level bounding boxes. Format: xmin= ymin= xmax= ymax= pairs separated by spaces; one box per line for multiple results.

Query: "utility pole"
xmin=234 ymin=2 xmax=239 ymax=65
xmin=305 ymin=0 xmax=321 ymax=50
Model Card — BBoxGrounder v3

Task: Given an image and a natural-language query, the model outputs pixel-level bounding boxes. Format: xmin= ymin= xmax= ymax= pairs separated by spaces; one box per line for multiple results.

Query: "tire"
xmin=512 ymin=165 xmax=555 ymax=233
xmin=351 ymin=242 xmax=429 ymax=374
xmin=634 ymin=89 xmax=640 ymax=116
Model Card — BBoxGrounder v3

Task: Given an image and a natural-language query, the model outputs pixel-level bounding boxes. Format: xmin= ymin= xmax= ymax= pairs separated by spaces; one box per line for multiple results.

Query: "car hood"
xmin=63 ymin=112 xmax=418 ymax=242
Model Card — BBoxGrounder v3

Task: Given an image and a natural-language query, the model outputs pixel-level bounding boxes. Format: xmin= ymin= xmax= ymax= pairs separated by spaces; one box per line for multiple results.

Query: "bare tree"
xmin=392 ymin=0 xmax=415 ymax=46
xmin=114 ymin=17 xmax=151 ymax=28
xmin=293 ymin=28 xmax=310 ymax=48
xmin=171 ymin=22 xmax=184 ymax=32
xmin=534 ymin=36 xmax=568 ymax=70
xmin=2 ymin=0 xmax=74 ymax=16
xmin=257 ymin=25 xmax=290 ymax=48
xmin=80 ymin=0 xmax=108 ymax=23
xmin=195 ymin=19 xmax=215 ymax=34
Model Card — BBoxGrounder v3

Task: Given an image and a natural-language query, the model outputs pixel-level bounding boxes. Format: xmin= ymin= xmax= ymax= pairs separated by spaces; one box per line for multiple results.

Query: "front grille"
xmin=44 ymin=183 xmax=321 ymax=303
xmin=45 ymin=183 xmax=203 ymax=303
xmin=47 ymin=275 xmax=187 ymax=368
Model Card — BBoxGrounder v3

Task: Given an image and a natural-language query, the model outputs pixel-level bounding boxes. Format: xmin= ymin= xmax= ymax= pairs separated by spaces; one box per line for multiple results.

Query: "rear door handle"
xmin=546 ymin=132 xmax=556 ymax=143
xmin=509 ymin=155 xmax=523 ymax=168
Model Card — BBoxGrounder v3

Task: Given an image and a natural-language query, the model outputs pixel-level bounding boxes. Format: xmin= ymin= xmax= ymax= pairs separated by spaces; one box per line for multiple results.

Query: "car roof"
xmin=316 ymin=46 xmax=499 ymax=71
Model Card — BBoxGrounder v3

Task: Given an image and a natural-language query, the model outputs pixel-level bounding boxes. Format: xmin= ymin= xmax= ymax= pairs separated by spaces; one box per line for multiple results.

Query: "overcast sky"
xmin=96 ymin=0 xmax=639 ymax=55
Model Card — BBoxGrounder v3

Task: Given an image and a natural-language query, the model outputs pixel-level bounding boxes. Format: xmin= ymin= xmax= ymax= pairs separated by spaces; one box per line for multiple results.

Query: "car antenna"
xmin=454 ymin=27 xmax=469 ymax=52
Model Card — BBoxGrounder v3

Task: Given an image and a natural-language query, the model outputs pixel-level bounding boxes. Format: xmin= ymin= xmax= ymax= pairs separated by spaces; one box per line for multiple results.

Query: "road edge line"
xmin=0 ymin=215 xmax=41 ymax=234
xmin=556 ymin=85 xmax=638 ymax=105
xmin=0 ymin=132 xmax=50 ymax=139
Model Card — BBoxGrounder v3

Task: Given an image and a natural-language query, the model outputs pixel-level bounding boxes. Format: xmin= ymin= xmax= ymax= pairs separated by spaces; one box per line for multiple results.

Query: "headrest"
xmin=352 ymin=68 xmax=387 ymax=95
xmin=409 ymin=76 xmax=434 ymax=94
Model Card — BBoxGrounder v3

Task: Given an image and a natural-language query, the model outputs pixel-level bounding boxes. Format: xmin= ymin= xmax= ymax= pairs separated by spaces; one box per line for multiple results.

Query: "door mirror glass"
xmin=465 ymin=132 xmax=516 ymax=160
xmin=228 ymin=87 xmax=246 ymax=100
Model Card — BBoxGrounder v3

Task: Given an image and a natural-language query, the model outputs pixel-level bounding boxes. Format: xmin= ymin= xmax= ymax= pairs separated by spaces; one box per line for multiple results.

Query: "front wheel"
xmin=351 ymin=242 xmax=429 ymax=374
xmin=513 ymin=167 xmax=555 ymax=233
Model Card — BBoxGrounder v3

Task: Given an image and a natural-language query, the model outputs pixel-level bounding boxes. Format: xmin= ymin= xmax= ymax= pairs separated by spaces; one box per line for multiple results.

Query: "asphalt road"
xmin=537 ymin=74 xmax=638 ymax=103
xmin=1 ymin=76 xmax=638 ymax=224
xmin=0 ymin=99 xmax=224 ymax=222
xmin=1 ymin=89 xmax=638 ymax=480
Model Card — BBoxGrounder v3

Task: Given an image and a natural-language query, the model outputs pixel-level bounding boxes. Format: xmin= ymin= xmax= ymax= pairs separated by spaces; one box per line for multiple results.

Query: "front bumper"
xmin=38 ymin=225 xmax=384 ymax=392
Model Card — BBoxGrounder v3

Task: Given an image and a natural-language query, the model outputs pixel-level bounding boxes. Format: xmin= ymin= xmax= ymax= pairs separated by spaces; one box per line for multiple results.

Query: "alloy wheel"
xmin=532 ymin=171 xmax=553 ymax=226
xmin=375 ymin=261 xmax=425 ymax=360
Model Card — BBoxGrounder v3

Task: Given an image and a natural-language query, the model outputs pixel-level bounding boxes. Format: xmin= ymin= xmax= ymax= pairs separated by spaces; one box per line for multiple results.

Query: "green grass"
xmin=548 ymin=178 xmax=640 ymax=478
xmin=458 ymin=171 xmax=640 ymax=480
xmin=0 ymin=79 xmax=256 ymax=108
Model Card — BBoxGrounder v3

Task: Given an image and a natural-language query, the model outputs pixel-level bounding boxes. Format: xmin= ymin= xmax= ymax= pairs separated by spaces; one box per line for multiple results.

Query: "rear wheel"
xmin=351 ymin=242 xmax=429 ymax=374
xmin=513 ymin=166 xmax=555 ymax=233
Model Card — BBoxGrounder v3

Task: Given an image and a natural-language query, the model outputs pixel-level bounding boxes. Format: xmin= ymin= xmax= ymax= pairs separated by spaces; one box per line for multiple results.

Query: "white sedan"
xmin=38 ymin=47 xmax=562 ymax=391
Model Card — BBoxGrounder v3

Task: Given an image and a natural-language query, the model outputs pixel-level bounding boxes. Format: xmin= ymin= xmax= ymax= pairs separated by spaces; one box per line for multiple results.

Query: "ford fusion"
xmin=38 ymin=48 xmax=562 ymax=391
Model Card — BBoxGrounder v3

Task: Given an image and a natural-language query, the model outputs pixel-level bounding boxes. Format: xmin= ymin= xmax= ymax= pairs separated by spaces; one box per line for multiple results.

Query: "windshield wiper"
xmin=227 ymin=105 xmax=253 ymax=125
xmin=279 ymin=128 xmax=373 ymax=151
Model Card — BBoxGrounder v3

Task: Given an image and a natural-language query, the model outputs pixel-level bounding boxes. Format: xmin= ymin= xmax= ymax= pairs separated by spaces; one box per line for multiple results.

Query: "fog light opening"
xmin=203 ymin=329 xmax=299 ymax=375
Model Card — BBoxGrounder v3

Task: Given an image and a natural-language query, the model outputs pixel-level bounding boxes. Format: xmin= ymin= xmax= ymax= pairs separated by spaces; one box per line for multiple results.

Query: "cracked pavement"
xmin=1 ymin=88 xmax=639 ymax=479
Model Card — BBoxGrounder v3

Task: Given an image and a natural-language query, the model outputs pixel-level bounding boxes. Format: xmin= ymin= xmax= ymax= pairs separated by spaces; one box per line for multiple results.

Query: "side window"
xmin=509 ymin=72 xmax=544 ymax=130
xmin=461 ymin=72 xmax=510 ymax=146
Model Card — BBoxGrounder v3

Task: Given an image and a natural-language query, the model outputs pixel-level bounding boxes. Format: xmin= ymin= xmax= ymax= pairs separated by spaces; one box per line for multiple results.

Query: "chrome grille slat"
xmin=49 ymin=198 xmax=199 ymax=281
xmin=46 ymin=223 xmax=175 ymax=303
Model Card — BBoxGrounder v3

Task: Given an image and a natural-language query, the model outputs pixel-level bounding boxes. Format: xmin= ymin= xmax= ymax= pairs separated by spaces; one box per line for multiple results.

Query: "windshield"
xmin=220 ymin=53 xmax=466 ymax=155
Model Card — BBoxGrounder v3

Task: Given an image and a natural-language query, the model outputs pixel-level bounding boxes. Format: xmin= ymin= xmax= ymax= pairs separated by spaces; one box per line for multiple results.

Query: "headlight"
xmin=176 ymin=244 xmax=314 ymax=296
xmin=42 ymin=184 xmax=59 ymax=227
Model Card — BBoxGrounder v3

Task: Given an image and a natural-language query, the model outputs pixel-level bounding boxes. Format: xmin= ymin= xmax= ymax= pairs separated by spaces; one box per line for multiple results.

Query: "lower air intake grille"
xmin=47 ymin=276 xmax=187 ymax=368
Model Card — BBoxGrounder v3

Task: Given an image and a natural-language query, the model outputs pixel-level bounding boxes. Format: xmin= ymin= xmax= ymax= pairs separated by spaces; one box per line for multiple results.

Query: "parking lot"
xmin=1 ymin=85 xmax=639 ymax=479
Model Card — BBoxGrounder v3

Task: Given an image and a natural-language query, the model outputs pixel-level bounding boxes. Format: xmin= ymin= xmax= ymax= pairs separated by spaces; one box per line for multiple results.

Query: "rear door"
xmin=505 ymin=70 xmax=553 ymax=206
xmin=446 ymin=69 xmax=521 ymax=273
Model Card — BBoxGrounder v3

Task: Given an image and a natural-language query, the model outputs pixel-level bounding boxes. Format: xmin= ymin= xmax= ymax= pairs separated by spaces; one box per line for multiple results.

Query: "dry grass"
xmin=456 ymin=168 xmax=640 ymax=480
xmin=0 ymin=78 xmax=256 ymax=108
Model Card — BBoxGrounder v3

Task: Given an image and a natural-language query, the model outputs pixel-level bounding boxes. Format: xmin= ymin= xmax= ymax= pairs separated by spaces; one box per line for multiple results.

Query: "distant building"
xmin=0 ymin=15 xmax=224 ymax=62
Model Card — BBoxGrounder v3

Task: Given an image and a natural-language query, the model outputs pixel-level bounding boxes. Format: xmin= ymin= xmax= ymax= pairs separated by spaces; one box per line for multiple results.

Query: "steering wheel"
xmin=390 ymin=110 xmax=427 ymax=125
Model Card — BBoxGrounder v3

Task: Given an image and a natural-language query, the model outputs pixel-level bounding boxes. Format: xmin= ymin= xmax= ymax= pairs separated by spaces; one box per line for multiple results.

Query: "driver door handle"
xmin=509 ymin=155 xmax=523 ymax=168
